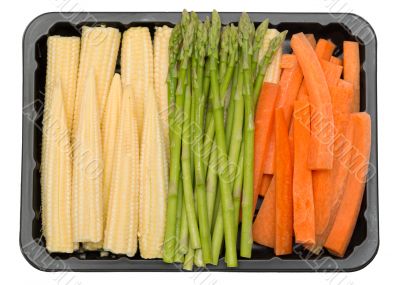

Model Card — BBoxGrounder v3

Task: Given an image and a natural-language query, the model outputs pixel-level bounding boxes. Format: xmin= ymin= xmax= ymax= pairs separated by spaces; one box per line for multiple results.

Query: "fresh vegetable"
xmin=253 ymin=82 xmax=279 ymax=204
xmin=154 ymin=26 xmax=172 ymax=160
xmin=330 ymin=56 xmax=343 ymax=65
xmin=325 ymin=112 xmax=371 ymax=257
xmin=121 ymin=27 xmax=153 ymax=139
xmin=252 ymin=176 xmax=276 ymax=248
xmin=259 ymin=174 xmax=273 ymax=197
xmin=274 ymin=108 xmax=293 ymax=255
xmin=315 ymin=38 xmax=336 ymax=61
xmin=139 ymin=86 xmax=169 ymax=258
xmin=41 ymin=79 xmax=74 ymax=253
xmin=103 ymin=85 xmax=139 ymax=256
xmin=260 ymin=29 xmax=283 ymax=84
xmin=293 ymin=99 xmax=315 ymax=245
xmin=291 ymin=32 xmax=334 ymax=170
xmin=343 ymin=41 xmax=361 ymax=112
xmin=72 ymin=26 xmax=120 ymax=138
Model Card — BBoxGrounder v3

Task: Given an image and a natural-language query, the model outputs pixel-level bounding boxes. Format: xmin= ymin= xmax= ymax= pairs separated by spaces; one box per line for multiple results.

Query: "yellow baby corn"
xmin=41 ymin=79 xmax=73 ymax=253
xmin=153 ymin=26 xmax=172 ymax=160
xmin=45 ymin=36 xmax=80 ymax=132
xmin=103 ymin=85 xmax=140 ymax=257
xmin=72 ymin=26 xmax=120 ymax=139
xmin=139 ymin=87 xmax=168 ymax=259
xmin=72 ymin=69 xmax=104 ymax=243
xmin=121 ymin=27 xmax=154 ymax=139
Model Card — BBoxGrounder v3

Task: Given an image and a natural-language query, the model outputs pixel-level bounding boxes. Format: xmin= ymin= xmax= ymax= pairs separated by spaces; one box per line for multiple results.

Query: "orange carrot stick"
xmin=253 ymin=177 xmax=276 ymax=248
xmin=259 ymin=174 xmax=273 ymax=197
xmin=280 ymin=54 xmax=297 ymax=69
xmin=291 ymin=32 xmax=334 ymax=170
xmin=305 ymin=34 xmax=317 ymax=48
xmin=315 ymin=39 xmax=336 ymax=61
xmin=297 ymin=82 xmax=308 ymax=101
xmin=343 ymin=41 xmax=361 ymax=112
xmin=263 ymin=57 xmax=303 ymax=174
xmin=325 ymin=112 xmax=371 ymax=257
xmin=330 ymin=56 xmax=342 ymax=66
xmin=293 ymin=99 xmax=315 ymax=245
xmin=331 ymin=79 xmax=354 ymax=114
xmin=321 ymin=60 xmax=343 ymax=86
xmin=274 ymin=108 xmax=293 ymax=255
xmin=254 ymin=83 xmax=279 ymax=206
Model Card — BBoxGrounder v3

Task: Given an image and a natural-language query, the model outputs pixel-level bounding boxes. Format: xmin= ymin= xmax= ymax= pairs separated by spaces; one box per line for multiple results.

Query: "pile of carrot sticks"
xmin=252 ymin=32 xmax=371 ymax=257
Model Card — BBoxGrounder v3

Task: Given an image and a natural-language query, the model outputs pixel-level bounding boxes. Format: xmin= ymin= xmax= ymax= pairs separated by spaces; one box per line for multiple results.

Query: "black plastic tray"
xmin=20 ymin=12 xmax=378 ymax=272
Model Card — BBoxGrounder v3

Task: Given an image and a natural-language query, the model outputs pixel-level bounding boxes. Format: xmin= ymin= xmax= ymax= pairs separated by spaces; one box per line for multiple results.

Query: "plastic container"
xmin=20 ymin=12 xmax=378 ymax=272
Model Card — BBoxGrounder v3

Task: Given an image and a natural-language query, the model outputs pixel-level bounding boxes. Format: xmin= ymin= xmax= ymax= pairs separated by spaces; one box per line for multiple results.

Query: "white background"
xmin=2 ymin=0 xmax=397 ymax=283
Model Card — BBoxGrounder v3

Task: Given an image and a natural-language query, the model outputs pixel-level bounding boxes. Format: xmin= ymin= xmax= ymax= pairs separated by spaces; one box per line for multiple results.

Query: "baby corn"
xmin=153 ymin=26 xmax=172 ymax=161
xmin=41 ymin=79 xmax=74 ymax=253
xmin=121 ymin=27 xmax=154 ymax=139
xmin=139 ymin=87 xmax=169 ymax=259
xmin=103 ymin=85 xmax=140 ymax=257
xmin=72 ymin=26 xmax=120 ymax=139
xmin=72 ymin=69 xmax=104 ymax=243
xmin=45 ymin=36 xmax=80 ymax=133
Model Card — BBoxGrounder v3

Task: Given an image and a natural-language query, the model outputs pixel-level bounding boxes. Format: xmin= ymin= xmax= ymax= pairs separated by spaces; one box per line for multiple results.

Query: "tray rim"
xmin=20 ymin=11 xmax=379 ymax=273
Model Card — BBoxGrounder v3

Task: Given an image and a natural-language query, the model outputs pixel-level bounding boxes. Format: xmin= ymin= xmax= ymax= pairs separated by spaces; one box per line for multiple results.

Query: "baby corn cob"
xmin=103 ymin=85 xmax=140 ymax=257
xmin=139 ymin=87 xmax=168 ymax=259
xmin=258 ymin=29 xmax=282 ymax=84
xmin=41 ymin=79 xmax=74 ymax=253
xmin=153 ymin=26 xmax=172 ymax=161
xmin=72 ymin=26 xmax=120 ymax=139
xmin=45 ymin=36 xmax=80 ymax=133
xmin=121 ymin=27 xmax=154 ymax=139
xmin=101 ymin=74 xmax=122 ymax=225
xmin=83 ymin=73 xmax=122 ymax=251
xmin=72 ymin=69 xmax=104 ymax=243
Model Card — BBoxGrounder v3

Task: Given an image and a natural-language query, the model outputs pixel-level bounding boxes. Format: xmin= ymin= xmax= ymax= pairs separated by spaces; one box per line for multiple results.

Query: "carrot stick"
xmin=293 ymin=99 xmax=315 ymax=245
xmin=291 ymin=32 xmax=334 ymax=170
xmin=253 ymin=83 xmax=279 ymax=207
xmin=259 ymin=174 xmax=273 ymax=197
xmin=297 ymin=82 xmax=308 ymax=101
xmin=324 ymin=112 xmax=371 ymax=257
xmin=280 ymin=54 xmax=297 ymax=69
xmin=252 ymin=177 xmax=276 ymax=248
xmin=262 ymin=56 xmax=303 ymax=174
xmin=330 ymin=56 xmax=342 ymax=66
xmin=305 ymin=34 xmax=316 ymax=48
xmin=274 ymin=108 xmax=293 ymax=255
xmin=343 ymin=41 xmax=361 ymax=112
xmin=315 ymin=39 xmax=336 ymax=61
xmin=321 ymin=60 xmax=343 ymax=86
xmin=331 ymin=79 xmax=354 ymax=114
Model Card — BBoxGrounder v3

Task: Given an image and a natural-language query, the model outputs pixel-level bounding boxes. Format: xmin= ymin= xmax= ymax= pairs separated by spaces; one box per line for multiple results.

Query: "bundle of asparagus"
xmin=163 ymin=10 xmax=286 ymax=268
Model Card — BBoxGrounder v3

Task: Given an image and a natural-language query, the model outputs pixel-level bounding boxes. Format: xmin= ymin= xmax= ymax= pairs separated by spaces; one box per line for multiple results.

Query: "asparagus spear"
xmin=208 ymin=10 xmax=237 ymax=267
xmin=252 ymin=30 xmax=287 ymax=104
xmin=233 ymin=142 xmax=245 ymax=235
xmin=167 ymin=23 xmax=182 ymax=143
xmin=192 ymin=14 xmax=212 ymax=264
xmin=173 ymin=175 xmax=184 ymax=262
xmin=239 ymin=12 xmax=255 ymax=258
xmin=251 ymin=19 xmax=269 ymax=79
xmin=163 ymin=10 xmax=196 ymax=263
xmin=219 ymin=26 xmax=230 ymax=80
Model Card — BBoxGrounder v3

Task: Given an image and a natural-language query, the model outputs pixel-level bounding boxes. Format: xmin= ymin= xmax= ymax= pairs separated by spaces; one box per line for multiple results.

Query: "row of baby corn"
xmin=41 ymin=25 xmax=171 ymax=258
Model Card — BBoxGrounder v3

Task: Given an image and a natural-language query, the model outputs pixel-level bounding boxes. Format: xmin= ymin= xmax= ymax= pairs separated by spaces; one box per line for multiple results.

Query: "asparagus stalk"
xmin=167 ymin=23 xmax=182 ymax=143
xmin=208 ymin=10 xmax=237 ymax=267
xmin=173 ymin=176 xmax=184 ymax=262
xmin=251 ymin=19 xmax=269 ymax=79
xmin=192 ymin=15 xmax=212 ymax=264
xmin=239 ymin=12 xmax=255 ymax=258
xmin=183 ymin=243 xmax=195 ymax=271
xmin=163 ymin=10 xmax=196 ymax=263
xmin=252 ymin=30 xmax=287 ymax=104
xmin=219 ymin=26 xmax=230 ymax=80
xmin=233 ymin=142 xmax=244 ymax=235
xmin=206 ymin=141 xmax=218 ymax=226
xmin=181 ymin=56 xmax=201 ymax=249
